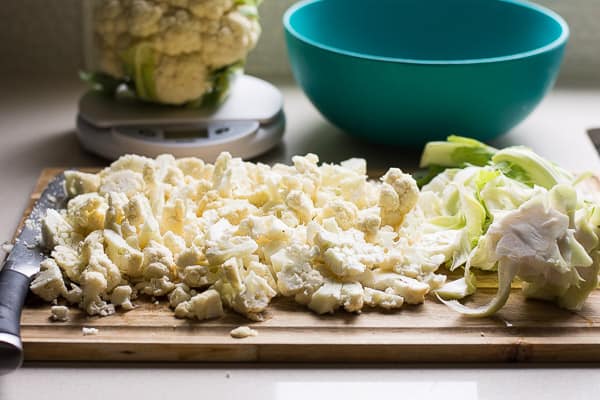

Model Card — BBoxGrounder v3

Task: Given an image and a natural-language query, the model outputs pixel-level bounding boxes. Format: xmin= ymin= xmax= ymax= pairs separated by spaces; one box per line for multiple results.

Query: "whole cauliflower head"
xmin=92 ymin=0 xmax=262 ymax=105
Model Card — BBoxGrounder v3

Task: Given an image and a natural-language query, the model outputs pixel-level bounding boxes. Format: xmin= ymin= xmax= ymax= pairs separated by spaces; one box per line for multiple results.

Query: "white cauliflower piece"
xmin=379 ymin=168 xmax=419 ymax=227
xmin=214 ymin=258 xmax=277 ymax=318
xmin=163 ymin=231 xmax=187 ymax=258
xmin=205 ymin=236 xmax=258 ymax=265
xmin=237 ymin=215 xmax=291 ymax=244
xmin=80 ymin=270 xmax=115 ymax=317
xmin=50 ymin=305 xmax=69 ymax=322
xmin=104 ymin=191 xmax=129 ymax=233
xmin=64 ymin=283 xmax=83 ymax=304
xmin=272 ymin=244 xmax=322 ymax=301
xmin=66 ymin=193 xmax=107 ymax=234
xmin=363 ymin=288 xmax=404 ymax=309
xmin=51 ymin=245 xmax=82 ymax=282
xmin=103 ymin=229 xmax=144 ymax=277
xmin=110 ymin=285 xmax=135 ymax=310
xmin=181 ymin=265 xmax=215 ymax=288
xmin=169 ymin=283 xmax=191 ymax=308
xmin=42 ymin=209 xmax=82 ymax=249
xmin=99 ymin=170 xmax=145 ymax=197
xmin=174 ymin=289 xmax=224 ymax=320
xmin=126 ymin=194 xmax=162 ymax=247
xmin=230 ymin=326 xmax=258 ymax=339
xmin=30 ymin=259 xmax=67 ymax=302
xmin=161 ymin=199 xmax=185 ymax=236
xmin=64 ymin=171 xmax=101 ymax=196
xmin=362 ymin=271 xmax=430 ymax=304
xmin=80 ymin=231 xmax=122 ymax=290
xmin=308 ymin=280 xmax=342 ymax=315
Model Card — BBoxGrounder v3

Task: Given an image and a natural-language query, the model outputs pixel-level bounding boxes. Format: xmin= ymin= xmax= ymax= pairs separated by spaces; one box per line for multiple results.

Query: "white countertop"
xmin=1 ymin=78 xmax=600 ymax=399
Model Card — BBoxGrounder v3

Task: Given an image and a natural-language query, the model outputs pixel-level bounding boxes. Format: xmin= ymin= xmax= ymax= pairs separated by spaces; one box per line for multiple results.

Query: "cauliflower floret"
xmin=285 ymin=190 xmax=314 ymax=223
xmin=308 ymin=280 xmax=342 ymax=315
xmin=41 ymin=209 xmax=82 ymax=249
xmin=273 ymin=245 xmax=323 ymax=304
xmin=30 ymin=259 xmax=67 ymax=302
xmin=126 ymin=194 xmax=162 ymax=247
xmin=379 ymin=168 xmax=419 ymax=227
xmin=142 ymin=240 xmax=176 ymax=278
xmin=362 ymin=271 xmax=430 ymax=304
xmin=66 ymin=193 xmax=108 ymax=234
xmin=103 ymin=229 xmax=144 ymax=277
xmin=64 ymin=283 xmax=83 ymax=304
xmin=99 ymin=170 xmax=145 ymax=197
xmin=80 ymin=270 xmax=115 ymax=317
xmin=163 ymin=231 xmax=187 ymax=258
xmin=169 ymin=283 xmax=191 ymax=308
xmin=321 ymin=200 xmax=358 ymax=230
xmin=363 ymin=288 xmax=404 ymax=310
xmin=104 ymin=191 xmax=129 ymax=233
xmin=161 ymin=199 xmax=185 ymax=236
xmin=80 ymin=231 xmax=122 ymax=291
xmin=341 ymin=282 xmax=364 ymax=313
xmin=181 ymin=265 xmax=215 ymax=288
xmin=64 ymin=171 xmax=101 ymax=196
xmin=51 ymin=245 xmax=82 ymax=282
xmin=174 ymin=289 xmax=224 ymax=320
xmin=205 ymin=236 xmax=258 ymax=265
xmin=213 ymin=258 xmax=277 ymax=318
xmin=153 ymin=53 xmax=211 ymax=105
xmin=110 ymin=285 xmax=135 ymax=310
xmin=135 ymin=276 xmax=176 ymax=297
xmin=237 ymin=215 xmax=291 ymax=244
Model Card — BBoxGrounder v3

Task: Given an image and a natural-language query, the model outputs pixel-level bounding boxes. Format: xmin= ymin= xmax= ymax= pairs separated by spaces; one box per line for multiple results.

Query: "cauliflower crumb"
xmin=230 ymin=326 xmax=258 ymax=339
xmin=82 ymin=327 xmax=99 ymax=336
xmin=1 ymin=242 xmax=14 ymax=253
xmin=50 ymin=305 xmax=69 ymax=322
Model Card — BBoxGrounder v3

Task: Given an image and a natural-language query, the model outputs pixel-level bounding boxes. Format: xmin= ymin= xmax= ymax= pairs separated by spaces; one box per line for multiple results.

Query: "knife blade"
xmin=588 ymin=128 xmax=600 ymax=156
xmin=0 ymin=173 xmax=68 ymax=374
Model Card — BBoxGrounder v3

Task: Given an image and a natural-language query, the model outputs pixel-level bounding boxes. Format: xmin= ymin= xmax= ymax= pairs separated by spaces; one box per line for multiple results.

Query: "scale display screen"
xmin=162 ymin=128 xmax=209 ymax=140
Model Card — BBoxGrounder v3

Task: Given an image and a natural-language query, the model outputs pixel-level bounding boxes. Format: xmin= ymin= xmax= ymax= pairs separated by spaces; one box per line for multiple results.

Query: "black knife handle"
xmin=0 ymin=264 xmax=31 ymax=374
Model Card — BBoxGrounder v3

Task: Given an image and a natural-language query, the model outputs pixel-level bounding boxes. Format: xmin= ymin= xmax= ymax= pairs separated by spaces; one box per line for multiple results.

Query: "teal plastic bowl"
xmin=284 ymin=0 xmax=568 ymax=145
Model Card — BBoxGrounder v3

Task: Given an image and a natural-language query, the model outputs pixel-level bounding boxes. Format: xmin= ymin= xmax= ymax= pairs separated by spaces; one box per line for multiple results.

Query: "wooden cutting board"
xmin=16 ymin=169 xmax=600 ymax=363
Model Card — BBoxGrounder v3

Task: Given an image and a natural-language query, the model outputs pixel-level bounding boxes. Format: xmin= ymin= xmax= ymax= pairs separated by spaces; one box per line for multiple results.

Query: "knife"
xmin=0 ymin=173 xmax=68 ymax=374
xmin=588 ymin=128 xmax=600 ymax=155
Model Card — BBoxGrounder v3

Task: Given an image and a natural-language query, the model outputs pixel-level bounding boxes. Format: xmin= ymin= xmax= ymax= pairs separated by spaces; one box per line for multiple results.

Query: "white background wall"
xmin=0 ymin=0 xmax=598 ymax=85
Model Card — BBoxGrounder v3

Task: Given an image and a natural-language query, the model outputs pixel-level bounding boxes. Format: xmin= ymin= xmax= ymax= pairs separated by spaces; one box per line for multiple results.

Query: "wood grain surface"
xmin=17 ymin=169 xmax=600 ymax=363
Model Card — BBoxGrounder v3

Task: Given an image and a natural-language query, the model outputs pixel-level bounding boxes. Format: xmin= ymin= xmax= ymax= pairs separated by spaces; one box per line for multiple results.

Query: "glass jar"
xmin=81 ymin=0 xmax=262 ymax=107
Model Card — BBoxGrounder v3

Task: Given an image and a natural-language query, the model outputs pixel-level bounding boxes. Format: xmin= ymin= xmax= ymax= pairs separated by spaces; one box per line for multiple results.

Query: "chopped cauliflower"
xmin=82 ymin=327 xmax=99 ymax=336
xmin=174 ymin=289 xmax=224 ymax=320
xmin=50 ymin=305 xmax=69 ymax=322
xmin=230 ymin=326 xmax=258 ymax=339
xmin=30 ymin=259 xmax=67 ymax=302
xmin=64 ymin=171 xmax=101 ymax=196
xmin=110 ymin=285 xmax=135 ymax=310
xmin=33 ymin=152 xmax=437 ymax=320
xmin=41 ymin=209 xmax=81 ymax=249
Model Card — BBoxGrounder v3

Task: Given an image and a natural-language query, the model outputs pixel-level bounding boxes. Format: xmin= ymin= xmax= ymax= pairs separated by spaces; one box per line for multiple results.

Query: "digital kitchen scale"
xmin=76 ymin=75 xmax=285 ymax=162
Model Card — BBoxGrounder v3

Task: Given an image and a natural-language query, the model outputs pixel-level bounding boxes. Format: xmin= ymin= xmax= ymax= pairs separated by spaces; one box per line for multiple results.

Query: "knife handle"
xmin=0 ymin=264 xmax=31 ymax=375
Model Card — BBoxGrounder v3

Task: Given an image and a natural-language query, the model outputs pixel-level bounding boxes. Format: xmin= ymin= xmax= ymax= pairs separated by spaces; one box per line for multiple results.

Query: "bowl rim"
xmin=283 ymin=0 xmax=569 ymax=65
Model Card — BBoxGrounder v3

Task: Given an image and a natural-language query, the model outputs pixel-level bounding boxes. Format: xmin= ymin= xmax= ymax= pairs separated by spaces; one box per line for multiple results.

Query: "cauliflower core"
xmin=92 ymin=0 xmax=261 ymax=105
xmin=32 ymin=153 xmax=430 ymax=321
